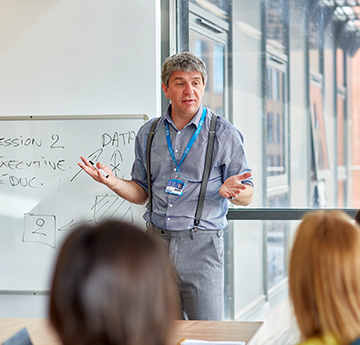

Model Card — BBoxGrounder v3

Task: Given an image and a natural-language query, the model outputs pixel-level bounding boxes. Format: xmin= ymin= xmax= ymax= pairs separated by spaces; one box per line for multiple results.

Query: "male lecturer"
xmin=79 ymin=51 xmax=254 ymax=320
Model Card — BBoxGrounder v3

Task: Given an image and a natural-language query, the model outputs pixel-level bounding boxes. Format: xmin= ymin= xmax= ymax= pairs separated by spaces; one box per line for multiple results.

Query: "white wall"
xmin=0 ymin=0 xmax=160 ymax=318
xmin=0 ymin=0 xmax=161 ymax=117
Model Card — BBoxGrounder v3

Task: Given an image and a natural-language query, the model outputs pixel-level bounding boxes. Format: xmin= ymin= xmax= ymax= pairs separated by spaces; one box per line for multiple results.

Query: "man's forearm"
xmin=110 ymin=179 xmax=149 ymax=205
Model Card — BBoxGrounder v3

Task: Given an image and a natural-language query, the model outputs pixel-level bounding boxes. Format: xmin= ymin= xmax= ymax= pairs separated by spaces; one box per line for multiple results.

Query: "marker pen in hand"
xmin=89 ymin=161 xmax=109 ymax=178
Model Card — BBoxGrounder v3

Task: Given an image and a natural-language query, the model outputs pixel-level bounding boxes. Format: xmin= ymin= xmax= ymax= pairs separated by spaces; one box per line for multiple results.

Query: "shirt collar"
xmin=164 ymin=104 xmax=204 ymax=129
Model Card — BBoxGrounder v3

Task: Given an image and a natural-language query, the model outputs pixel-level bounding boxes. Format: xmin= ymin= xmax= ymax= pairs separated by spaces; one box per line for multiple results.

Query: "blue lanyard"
xmin=165 ymin=107 xmax=207 ymax=174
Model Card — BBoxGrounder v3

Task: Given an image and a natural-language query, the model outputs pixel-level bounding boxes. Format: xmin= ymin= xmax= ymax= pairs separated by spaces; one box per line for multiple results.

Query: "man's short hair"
xmin=161 ymin=51 xmax=208 ymax=87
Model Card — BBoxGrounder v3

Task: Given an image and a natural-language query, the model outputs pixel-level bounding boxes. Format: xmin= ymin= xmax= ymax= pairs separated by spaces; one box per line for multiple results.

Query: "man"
xmin=79 ymin=51 xmax=253 ymax=320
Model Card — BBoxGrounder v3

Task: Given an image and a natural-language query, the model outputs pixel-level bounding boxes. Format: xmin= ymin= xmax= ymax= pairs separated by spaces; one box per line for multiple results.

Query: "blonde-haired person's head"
xmin=289 ymin=210 xmax=360 ymax=345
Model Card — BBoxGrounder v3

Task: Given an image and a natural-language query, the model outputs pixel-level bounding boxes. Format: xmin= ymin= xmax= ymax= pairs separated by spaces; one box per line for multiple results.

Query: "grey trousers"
xmin=146 ymin=224 xmax=224 ymax=321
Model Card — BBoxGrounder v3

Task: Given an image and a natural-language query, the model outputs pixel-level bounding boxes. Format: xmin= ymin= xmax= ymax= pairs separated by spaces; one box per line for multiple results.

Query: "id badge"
xmin=165 ymin=179 xmax=185 ymax=196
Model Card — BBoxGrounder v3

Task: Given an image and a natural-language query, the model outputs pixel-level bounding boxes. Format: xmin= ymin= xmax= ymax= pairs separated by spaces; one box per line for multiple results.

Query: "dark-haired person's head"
xmin=49 ymin=220 xmax=179 ymax=345
xmin=161 ymin=51 xmax=207 ymax=87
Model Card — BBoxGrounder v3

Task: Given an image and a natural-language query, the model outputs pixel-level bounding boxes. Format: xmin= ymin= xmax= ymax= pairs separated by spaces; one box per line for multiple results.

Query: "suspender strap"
xmin=146 ymin=114 xmax=218 ymax=228
xmin=146 ymin=117 xmax=160 ymax=223
xmin=194 ymin=114 xmax=218 ymax=228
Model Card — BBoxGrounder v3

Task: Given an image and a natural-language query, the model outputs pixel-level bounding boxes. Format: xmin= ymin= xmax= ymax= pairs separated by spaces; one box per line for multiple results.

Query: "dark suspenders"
xmin=193 ymin=113 xmax=217 ymax=230
xmin=146 ymin=114 xmax=218 ymax=228
xmin=146 ymin=117 xmax=161 ymax=224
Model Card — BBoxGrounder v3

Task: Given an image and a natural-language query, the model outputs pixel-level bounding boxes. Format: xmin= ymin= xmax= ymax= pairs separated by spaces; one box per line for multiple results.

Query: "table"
xmin=171 ymin=320 xmax=263 ymax=344
xmin=0 ymin=318 xmax=263 ymax=345
xmin=0 ymin=318 xmax=59 ymax=345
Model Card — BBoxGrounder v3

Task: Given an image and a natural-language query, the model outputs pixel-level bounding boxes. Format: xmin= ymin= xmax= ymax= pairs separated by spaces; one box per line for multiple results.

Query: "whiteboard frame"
xmin=0 ymin=114 xmax=149 ymax=121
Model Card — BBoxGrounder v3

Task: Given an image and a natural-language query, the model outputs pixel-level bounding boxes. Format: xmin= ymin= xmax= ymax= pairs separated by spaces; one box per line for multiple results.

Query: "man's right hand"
xmin=78 ymin=156 xmax=118 ymax=189
xmin=78 ymin=156 xmax=149 ymax=205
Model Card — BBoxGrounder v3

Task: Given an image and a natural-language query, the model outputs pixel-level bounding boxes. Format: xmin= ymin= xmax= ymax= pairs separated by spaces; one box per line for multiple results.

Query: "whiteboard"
xmin=0 ymin=115 xmax=148 ymax=292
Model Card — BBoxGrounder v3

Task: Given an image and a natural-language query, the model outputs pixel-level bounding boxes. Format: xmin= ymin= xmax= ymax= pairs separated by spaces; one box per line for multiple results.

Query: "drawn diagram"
xmin=21 ymin=194 xmax=134 ymax=249
xmin=92 ymin=194 xmax=134 ymax=224
xmin=22 ymin=213 xmax=56 ymax=248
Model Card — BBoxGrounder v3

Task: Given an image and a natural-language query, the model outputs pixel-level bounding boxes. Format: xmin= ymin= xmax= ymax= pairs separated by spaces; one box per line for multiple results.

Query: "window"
xmin=266 ymin=62 xmax=287 ymax=179
xmin=336 ymin=48 xmax=347 ymax=207
xmin=310 ymin=78 xmax=329 ymax=173
xmin=188 ymin=2 xmax=229 ymax=118
xmin=265 ymin=0 xmax=288 ymax=55
xmin=266 ymin=194 xmax=289 ymax=290
xmin=170 ymin=0 xmax=360 ymax=323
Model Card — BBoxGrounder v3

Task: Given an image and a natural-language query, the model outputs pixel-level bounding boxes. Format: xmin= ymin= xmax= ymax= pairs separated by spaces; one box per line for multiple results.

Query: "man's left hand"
xmin=219 ymin=172 xmax=253 ymax=206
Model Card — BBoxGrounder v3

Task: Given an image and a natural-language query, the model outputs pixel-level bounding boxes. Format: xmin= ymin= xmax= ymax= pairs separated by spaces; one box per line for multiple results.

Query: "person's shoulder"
xmin=297 ymin=334 xmax=340 ymax=345
xmin=138 ymin=116 xmax=163 ymax=136
xmin=215 ymin=115 xmax=235 ymax=130
xmin=350 ymin=337 xmax=360 ymax=345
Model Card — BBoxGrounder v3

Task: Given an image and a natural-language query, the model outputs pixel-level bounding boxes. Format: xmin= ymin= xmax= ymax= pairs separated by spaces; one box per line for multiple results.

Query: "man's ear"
xmin=161 ymin=83 xmax=170 ymax=99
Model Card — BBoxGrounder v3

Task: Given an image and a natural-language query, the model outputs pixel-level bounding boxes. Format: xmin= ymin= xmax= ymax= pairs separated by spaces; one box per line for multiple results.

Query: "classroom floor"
xmin=248 ymin=298 xmax=300 ymax=345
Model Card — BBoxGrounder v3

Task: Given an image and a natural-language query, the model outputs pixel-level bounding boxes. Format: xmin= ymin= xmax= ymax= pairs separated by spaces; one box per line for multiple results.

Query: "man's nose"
xmin=183 ymin=83 xmax=194 ymax=94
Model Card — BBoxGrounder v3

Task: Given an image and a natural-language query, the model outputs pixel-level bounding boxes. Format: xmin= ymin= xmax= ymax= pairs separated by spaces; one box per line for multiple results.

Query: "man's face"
xmin=162 ymin=70 xmax=206 ymax=119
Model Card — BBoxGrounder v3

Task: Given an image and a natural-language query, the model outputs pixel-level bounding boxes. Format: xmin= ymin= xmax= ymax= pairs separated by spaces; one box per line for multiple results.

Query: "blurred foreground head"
xmin=49 ymin=220 xmax=179 ymax=345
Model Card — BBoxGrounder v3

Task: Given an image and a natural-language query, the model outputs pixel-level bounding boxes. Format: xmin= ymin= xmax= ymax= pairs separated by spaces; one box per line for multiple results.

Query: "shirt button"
xmin=169 ymin=204 xmax=173 ymax=207
xmin=167 ymin=218 xmax=171 ymax=221
xmin=175 ymin=149 xmax=179 ymax=152
xmin=178 ymin=132 xmax=181 ymax=135
xmin=174 ymin=168 xmax=176 ymax=171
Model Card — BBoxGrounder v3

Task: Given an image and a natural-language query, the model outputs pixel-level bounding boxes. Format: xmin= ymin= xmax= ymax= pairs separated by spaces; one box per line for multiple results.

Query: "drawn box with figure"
xmin=23 ymin=213 xmax=56 ymax=249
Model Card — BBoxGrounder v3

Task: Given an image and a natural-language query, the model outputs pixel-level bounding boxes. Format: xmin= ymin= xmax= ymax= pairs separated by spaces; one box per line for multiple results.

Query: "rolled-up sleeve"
xmin=131 ymin=120 xmax=154 ymax=192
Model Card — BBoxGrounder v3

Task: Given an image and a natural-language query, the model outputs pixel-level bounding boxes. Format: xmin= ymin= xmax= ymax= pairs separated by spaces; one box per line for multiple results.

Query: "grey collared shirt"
xmin=131 ymin=104 xmax=253 ymax=231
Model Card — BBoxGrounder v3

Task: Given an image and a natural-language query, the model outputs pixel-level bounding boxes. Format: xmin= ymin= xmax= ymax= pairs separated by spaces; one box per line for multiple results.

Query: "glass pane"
xmin=189 ymin=31 xmax=225 ymax=117
xmin=190 ymin=0 xmax=229 ymax=21
xmin=337 ymin=95 xmax=345 ymax=167
xmin=338 ymin=180 xmax=345 ymax=208
xmin=266 ymin=193 xmax=289 ymax=289
xmin=266 ymin=66 xmax=286 ymax=177
xmin=308 ymin=6 xmax=323 ymax=73
xmin=310 ymin=82 xmax=329 ymax=171
xmin=265 ymin=0 xmax=287 ymax=54
xmin=352 ymin=51 xmax=360 ymax=207
xmin=337 ymin=48 xmax=344 ymax=87
xmin=229 ymin=218 xmax=300 ymax=320
xmin=267 ymin=220 xmax=288 ymax=289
